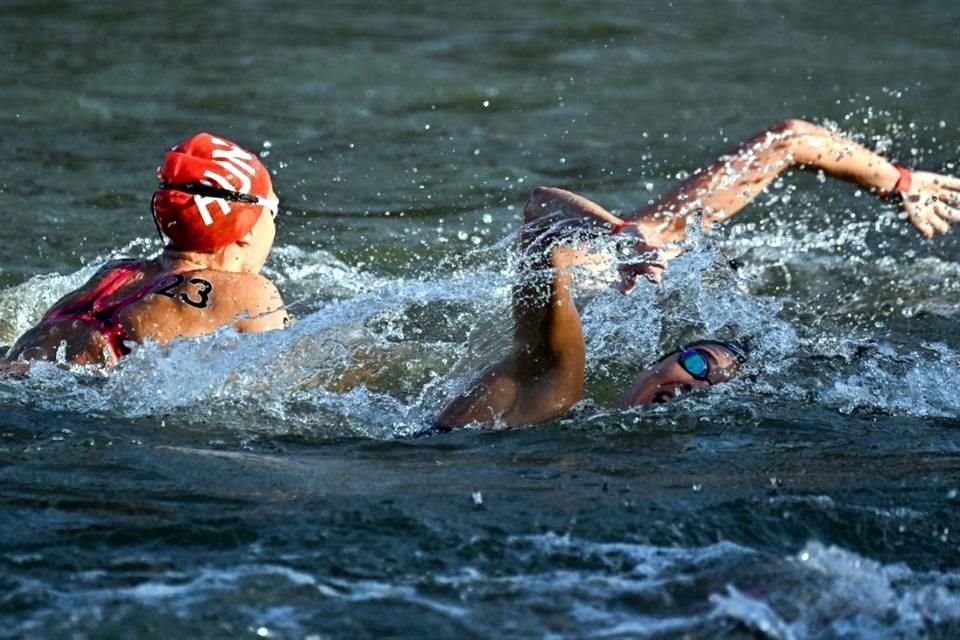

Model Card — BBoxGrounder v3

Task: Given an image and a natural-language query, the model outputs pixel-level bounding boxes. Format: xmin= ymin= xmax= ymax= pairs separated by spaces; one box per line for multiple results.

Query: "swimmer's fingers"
xmin=899 ymin=172 xmax=960 ymax=238
xmin=617 ymin=271 xmax=637 ymax=295
xmin=910 ymin=172 xmax=960 ymax=237
xmin=919 ymin=171 xmax=960 ymax=193
xmin=933 ymin=187 xmax=960 ymax=220
xmin=617 ymin=250 xmax=667 ymax=293
xmin=905 ymin=199 xmax=952 ymax=237
xmin=943 ymin=200 xmax=960 ymax=222
xmin=910 ymin=171 xmax=960 ymax=202
xmin=900 ymin=195 xmax=933 ymax=239
xmin=927 ymin=206 xmax=951 ymax=236
xmin=934 ymin=200 xmax=960 ymax=224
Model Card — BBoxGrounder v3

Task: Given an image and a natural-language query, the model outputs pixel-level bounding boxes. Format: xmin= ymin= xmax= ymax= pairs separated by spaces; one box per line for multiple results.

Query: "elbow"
xmin=524 ymin=186 xmax=565 ymax=223
xmin=763 ymin=119 xmax=819 ymax=161
xmin=772 ymin=118 xmax=816 ymax=137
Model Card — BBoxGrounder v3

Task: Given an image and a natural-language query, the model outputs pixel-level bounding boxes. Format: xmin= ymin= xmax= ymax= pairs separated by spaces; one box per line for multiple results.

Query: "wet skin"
xmin=621 ymin=343 xmax=744 ymax=407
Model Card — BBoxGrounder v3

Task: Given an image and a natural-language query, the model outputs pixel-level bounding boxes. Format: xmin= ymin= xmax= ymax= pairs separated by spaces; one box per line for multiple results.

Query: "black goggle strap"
xmin=149 ymin=192 xmax=166 ymax=243
xmin=683 ymin=339 xmax=748 ymax=364
xmin=149 ymin=182 xmax=279 ymax=245
xmin=157 ymin=182 xmax=278 ymax=219
xmin=159 ymin=181 xmax=262 ymax=205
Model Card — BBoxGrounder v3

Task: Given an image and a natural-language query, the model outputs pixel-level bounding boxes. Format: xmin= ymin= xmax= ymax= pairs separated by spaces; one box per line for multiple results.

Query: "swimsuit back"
xmin=42 ymin=259 xmax=163 ymax=359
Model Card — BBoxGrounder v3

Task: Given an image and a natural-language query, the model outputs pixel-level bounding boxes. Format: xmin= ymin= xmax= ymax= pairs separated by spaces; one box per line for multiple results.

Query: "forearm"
xmin=782 ymin=119 xmax=900 ymax=192
xmin=435 ymin=248 xmax=585 ymax=430
xmin=511 ymin=249 xmax=584 ymax=370
xmin=629 ymin=119 xmax=901 ymax=244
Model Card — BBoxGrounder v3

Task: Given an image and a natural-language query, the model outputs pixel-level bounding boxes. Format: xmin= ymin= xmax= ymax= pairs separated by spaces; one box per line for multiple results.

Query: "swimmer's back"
xmin=5 ymin=260 xmax=286 ymax=367
xmin=120 ymin=267 xmax=287 ymax=343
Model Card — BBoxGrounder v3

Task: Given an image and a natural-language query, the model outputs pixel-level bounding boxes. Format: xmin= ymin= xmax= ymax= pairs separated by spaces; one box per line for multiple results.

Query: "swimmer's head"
xmin=622 ymin=339 xmax=747 ymax=407
xmin=151 ymin=133 xmax=277 ymax=253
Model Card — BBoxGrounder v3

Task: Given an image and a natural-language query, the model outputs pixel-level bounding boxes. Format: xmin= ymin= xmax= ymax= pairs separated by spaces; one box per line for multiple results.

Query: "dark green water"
xmin=2 ymin=1 xmax=960 ymax=638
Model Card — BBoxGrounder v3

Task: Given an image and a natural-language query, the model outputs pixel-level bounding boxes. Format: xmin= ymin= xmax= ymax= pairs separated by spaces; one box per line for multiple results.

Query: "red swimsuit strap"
xmin=41 ymin=259 xmax=156 ymax=361
xmin=43 ymin=259 xmax=147 ymax=324
xmin=91 ymin=264 xmax=179 ymax=360
xmin=90 ymin=266 xmax=167 ymax=317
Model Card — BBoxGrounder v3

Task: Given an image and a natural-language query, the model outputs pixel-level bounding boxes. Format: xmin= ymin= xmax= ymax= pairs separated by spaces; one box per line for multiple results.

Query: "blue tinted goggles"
xmin=677 ymin=341 xmax=747 ymax=384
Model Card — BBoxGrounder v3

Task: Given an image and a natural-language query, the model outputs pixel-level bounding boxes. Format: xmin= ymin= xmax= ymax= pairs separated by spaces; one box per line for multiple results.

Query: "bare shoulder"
xmin=191 ymin=270 xmax=287 ymax=332
xmin=195 ymin=271 xmax=281 ymax=297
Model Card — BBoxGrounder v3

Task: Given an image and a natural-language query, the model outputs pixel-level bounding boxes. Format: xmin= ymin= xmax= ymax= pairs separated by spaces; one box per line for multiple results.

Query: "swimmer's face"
xmin=622 ymin=341 xmax=745 ymax=407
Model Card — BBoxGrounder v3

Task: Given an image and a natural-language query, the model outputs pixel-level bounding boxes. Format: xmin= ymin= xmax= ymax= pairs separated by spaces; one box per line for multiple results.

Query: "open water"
xmin=2 ymin=1 xmax=960 ymax=638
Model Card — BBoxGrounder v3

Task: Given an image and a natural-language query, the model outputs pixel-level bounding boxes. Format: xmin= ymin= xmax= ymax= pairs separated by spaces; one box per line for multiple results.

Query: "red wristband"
xmin=611 ymin=222 xmax=630 ymax=235
xmin=892 ymin=165 xmax=912 ymax=194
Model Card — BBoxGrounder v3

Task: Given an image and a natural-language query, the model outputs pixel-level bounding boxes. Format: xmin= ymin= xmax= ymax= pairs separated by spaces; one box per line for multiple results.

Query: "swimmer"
xmin=436 ymin=118 xmax=960 ymax=429
xmin=2 ymin=133 xmax=287 ymax=369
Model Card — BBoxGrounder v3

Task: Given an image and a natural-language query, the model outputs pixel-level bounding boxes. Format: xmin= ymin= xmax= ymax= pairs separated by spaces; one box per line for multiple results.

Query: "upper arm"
xmin=523 ymin=187 xmax=621 ymax=227
xmin=435 ymin=244 xmax=587 ymax=431
xmin=435 ymin=356 xmax=584 ymax=431
xmin=434 ymin=360 xmax=522 ymax=430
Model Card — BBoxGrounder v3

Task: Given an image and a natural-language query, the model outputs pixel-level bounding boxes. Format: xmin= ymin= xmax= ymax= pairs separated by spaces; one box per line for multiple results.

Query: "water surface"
xmin=2 ymin=1 xmax=960 ymax=638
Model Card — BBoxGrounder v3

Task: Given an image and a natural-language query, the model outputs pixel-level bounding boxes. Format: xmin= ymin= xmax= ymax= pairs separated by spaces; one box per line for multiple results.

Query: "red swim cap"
xmin=151 ymin=133 xmax=276 ymax=252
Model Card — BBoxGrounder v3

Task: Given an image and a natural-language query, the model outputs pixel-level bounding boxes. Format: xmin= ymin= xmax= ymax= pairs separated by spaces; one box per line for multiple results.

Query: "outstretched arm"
xmin=626 ymin=118 xmax=960 ymax=244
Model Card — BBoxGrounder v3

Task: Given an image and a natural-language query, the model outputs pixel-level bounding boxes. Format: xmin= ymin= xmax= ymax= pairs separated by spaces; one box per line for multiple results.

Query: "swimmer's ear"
xmin=235 ymin=229 xmax=255 ymax=247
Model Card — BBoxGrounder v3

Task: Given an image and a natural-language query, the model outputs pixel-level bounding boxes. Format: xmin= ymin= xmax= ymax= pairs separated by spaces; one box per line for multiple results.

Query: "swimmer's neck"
xmin=160 ymin=246 xmax=256 ymax=274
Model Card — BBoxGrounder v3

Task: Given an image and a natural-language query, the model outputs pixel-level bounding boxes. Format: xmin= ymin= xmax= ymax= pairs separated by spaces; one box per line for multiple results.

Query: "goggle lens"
xmin=679 ymin=348 xmax=710 ymax=381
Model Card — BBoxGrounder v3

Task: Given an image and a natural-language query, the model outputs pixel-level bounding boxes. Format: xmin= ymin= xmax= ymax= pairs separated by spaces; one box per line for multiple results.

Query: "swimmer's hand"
xmin=613 ymin=222 xmax=667 ymax=293
xmin=899 ymin=171 xmax=960 ymax=239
